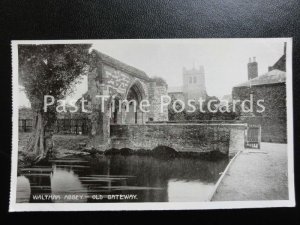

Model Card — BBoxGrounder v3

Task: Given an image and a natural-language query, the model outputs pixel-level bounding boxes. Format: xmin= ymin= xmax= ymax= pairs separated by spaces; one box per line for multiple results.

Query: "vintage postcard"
xmin=10 ymin=38 xmax=295 ymax=211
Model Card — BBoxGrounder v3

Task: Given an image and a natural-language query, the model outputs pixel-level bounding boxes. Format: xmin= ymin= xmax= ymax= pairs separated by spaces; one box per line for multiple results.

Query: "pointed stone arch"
xmin=125 ymin=79 xmax=147 ymax=103
xmin=122 ymin=79 xmax=147 ymax=124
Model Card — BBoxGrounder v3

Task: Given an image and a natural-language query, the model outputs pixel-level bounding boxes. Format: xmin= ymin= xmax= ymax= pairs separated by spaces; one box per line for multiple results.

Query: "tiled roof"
xmin=92 ymin=50 xmax=150 ymax=81
xmin=234 ymin=69 xmax=286 ymax=88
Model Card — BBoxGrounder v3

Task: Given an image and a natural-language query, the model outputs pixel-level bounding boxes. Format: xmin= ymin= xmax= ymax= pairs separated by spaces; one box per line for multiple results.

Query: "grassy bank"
xmin=18 ymin=132 xmax=90 ymax=167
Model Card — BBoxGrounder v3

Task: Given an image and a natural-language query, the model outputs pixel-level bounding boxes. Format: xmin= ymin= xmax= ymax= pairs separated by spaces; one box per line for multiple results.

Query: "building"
xmin=168 ymin=66 xmax=207 ymax=102
xmin=85 ymin=50 xmax=171 ymax=147
xmin=268 ymin=43 xmax=286 ymax=72
xmin=232 ymin=43 xmax=287 ymax=143
xmin=86 ymin=50 xmax=169 ymax=124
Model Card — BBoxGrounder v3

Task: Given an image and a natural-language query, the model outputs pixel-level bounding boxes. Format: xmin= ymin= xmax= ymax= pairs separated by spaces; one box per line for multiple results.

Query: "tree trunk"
xmin=26 ymin=111 xmax=46 ymax=162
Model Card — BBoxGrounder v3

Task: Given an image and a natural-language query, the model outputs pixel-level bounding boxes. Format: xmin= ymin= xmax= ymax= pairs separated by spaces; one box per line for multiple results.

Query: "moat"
xmin=17 ymin=154 xmax=229 ymax=203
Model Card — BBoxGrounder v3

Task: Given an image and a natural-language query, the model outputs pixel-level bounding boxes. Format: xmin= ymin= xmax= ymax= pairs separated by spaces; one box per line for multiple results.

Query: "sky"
xmin=18 ymin=39 xmax=287 ymax=107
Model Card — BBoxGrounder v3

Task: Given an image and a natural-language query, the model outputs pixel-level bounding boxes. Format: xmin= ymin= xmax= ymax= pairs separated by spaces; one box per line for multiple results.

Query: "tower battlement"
xmin=183 ymin=66 xmax=205 ymax=75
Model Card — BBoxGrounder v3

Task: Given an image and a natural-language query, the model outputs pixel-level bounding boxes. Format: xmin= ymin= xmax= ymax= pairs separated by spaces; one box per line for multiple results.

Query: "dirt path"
xmin=212 ymin=143 xmax=289 ymax=201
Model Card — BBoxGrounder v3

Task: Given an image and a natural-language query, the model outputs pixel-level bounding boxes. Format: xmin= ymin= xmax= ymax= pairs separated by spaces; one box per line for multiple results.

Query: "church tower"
xmin=182 ymin=66 xmax=207 ymax=102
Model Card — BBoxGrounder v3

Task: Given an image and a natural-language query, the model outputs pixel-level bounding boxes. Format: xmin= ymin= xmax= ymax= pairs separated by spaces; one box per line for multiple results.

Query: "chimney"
xmin=247 ymin=57 xmax=258 ymax=80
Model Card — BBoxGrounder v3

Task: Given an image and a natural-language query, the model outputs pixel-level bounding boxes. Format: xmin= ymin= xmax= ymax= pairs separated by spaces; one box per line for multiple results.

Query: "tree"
xmin=151 ymin=76 xmax=168 ymax=87
xmin=168 ymin=96 xmax=186 ymax=121
xmin=169 ymin=95 xmax=240 ymax=121
xmin=19 ymin=44 xmax=91 ymax=162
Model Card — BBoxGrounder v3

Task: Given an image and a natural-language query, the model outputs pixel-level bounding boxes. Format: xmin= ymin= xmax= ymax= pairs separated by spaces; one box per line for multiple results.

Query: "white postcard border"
xmin=9 ymin=38 xmax=295 ymax=211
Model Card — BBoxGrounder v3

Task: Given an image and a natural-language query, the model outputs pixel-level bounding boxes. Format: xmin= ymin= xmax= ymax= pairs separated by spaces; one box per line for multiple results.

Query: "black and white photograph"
xmin=10 ymin=38 xmax=294 ymax=211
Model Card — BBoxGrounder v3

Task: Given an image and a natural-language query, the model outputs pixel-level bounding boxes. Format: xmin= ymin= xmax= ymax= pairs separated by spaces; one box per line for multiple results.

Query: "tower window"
xmin=189 ymin=77 xmax=192 ymax=83
xmin=193 ymin=76 xmax=197 ymax=83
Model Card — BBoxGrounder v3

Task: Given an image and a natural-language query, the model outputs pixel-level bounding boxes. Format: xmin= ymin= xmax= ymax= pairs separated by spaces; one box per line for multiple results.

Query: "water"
xmin=17 ymin=154 xmax=229 ymax=203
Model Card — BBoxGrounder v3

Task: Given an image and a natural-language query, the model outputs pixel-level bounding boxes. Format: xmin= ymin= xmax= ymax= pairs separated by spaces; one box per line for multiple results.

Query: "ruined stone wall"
xmin=110 ymin=124 xmax=246 ymax=155
xmin=86 ymin=63 xmax=111 ymax=149
xmin=87 ymin=51 xmax=171 ymax=149
xmin=102 ymin=64 xmax=148 ymax=99
xmin=147 ymin=82 xmax=169 ymax=122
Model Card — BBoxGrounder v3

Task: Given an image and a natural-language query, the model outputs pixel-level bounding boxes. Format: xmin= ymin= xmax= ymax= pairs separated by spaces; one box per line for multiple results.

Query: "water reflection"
xmin=51 ymin=167 xmax=88 ymax=203
xmin=16 ymin=176 xmax=31 ymax=203
xmin=17 ymin=155 xmax=229 ymax=203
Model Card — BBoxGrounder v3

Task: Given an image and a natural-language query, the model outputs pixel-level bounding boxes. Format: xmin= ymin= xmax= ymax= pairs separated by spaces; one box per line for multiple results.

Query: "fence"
xmin=245 ymin=124 xmax=261 ymax=149
xmin=19 ymin=119 xmax=33 ymax=132
xmin=19 ymin=119 xmax=91 ymax=135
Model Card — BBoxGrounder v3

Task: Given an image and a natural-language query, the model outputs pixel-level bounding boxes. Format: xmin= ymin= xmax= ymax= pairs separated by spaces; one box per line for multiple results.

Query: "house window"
xmin=189 ymin=77 xmax=192 ymax=83
xmin=193 ymin=76 xmax=197 ymax=83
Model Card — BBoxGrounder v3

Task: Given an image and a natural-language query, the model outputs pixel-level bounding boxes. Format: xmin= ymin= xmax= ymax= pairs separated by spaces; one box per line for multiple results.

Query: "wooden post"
xmin=23 ymin=119 xmax=26 ymax=132
xmin=258 ymin=125 xmax=261 ymax=149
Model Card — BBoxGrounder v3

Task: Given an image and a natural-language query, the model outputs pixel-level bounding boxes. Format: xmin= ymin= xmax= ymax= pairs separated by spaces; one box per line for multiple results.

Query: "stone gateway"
xmin=86 ymin=50 xmax=168 ymax=149
xmin=85 ymin=50 xmax=245 ymax=154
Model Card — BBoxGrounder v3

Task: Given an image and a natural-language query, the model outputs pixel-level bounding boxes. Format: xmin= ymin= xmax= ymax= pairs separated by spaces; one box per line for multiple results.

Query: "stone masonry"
xmin=110 ymin=124 xmax=246 ymax=155
xmin=86 ymin=50 xmax=168 ymax=149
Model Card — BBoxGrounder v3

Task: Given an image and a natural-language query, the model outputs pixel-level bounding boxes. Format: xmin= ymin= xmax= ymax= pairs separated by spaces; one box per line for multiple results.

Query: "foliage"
xmin=18 ymin=44 xmax=91 ymax=160
xmin=168 ymin=96 xmax=186 ymax=121
xmin=151 ymin=76 xmax=168 ymax=87
xmin=19 ymin=44 xmax=91 ymax=111
xmin=169 ymin=95 xmax=240 ymax=121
